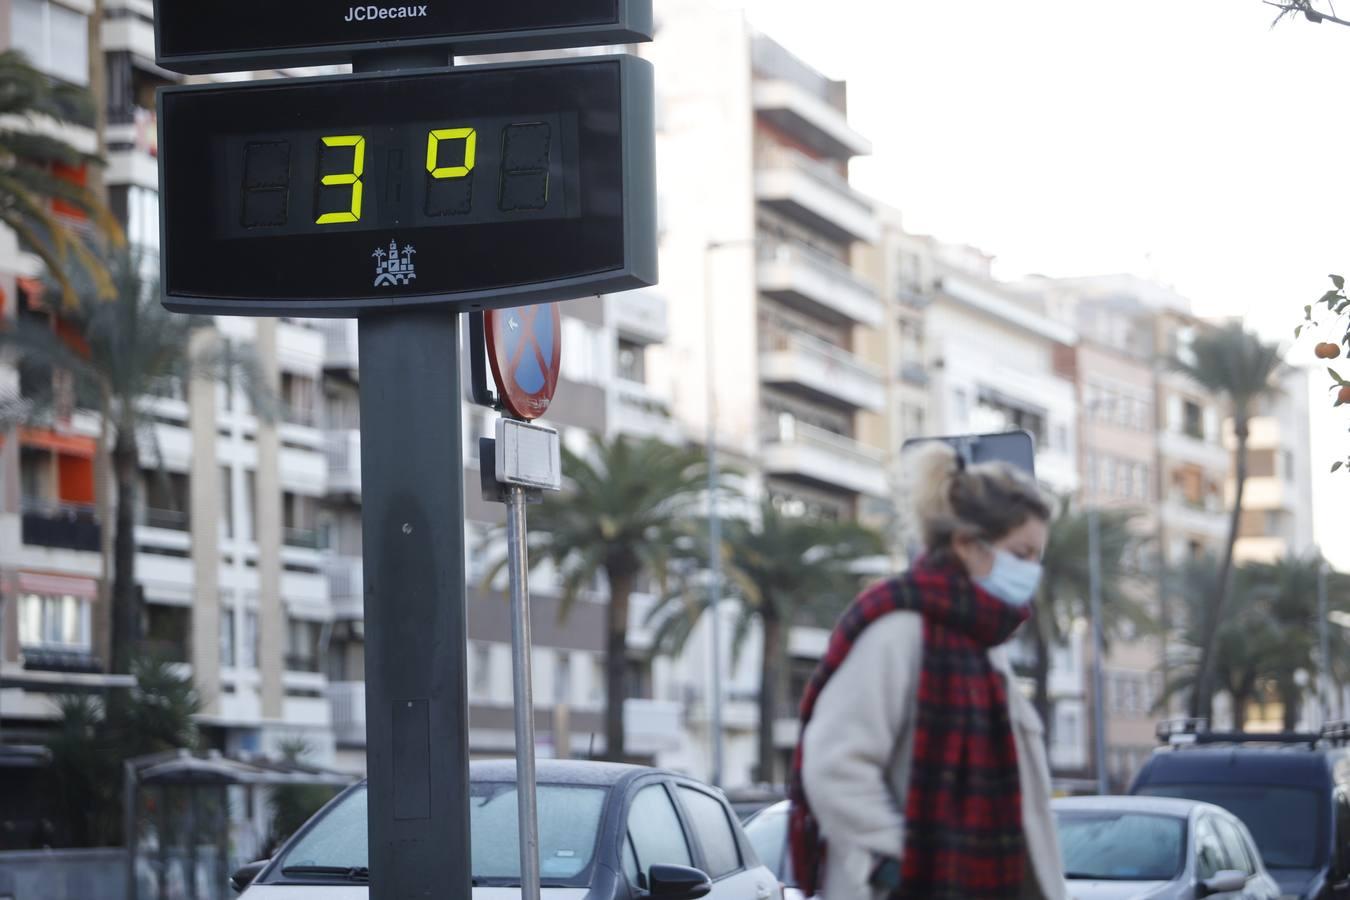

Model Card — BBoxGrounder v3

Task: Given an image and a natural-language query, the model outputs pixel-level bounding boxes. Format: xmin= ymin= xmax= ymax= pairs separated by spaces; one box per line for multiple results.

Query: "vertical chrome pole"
xmin=1319 ymin=552 xmax=1331 ymax=726
xmin=507 ymin=483 xmax=541 ymax=900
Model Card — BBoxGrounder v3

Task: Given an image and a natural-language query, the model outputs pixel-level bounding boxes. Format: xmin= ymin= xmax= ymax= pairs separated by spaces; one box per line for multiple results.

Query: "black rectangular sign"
xmin=158 ymin=56 xmax=656 ymax=316
xmin=153 ymin=0 xmax=652 ymax=74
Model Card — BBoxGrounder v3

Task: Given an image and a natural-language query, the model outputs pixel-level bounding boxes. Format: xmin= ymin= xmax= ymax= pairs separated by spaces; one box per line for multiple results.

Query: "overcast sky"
xmin=735 ymin=0 xmax=1350 ymax=568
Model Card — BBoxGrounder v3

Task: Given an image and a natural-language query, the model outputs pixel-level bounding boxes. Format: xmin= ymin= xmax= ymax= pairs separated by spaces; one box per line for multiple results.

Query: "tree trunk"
xmin=110 ymin=429 xmax=140 ymax=674
xmin=1191 ymin=421 xmax=1249 ymax=721
xmin=1231 ymin=676 xmax=1255 ymax=732
xmin=603 ymin=567 xmax=636 ymax=763
xmin=1281 ymin=681 xmax=1302 ymax=732
xmin=757 ymin=606 xmax=784 ymax=786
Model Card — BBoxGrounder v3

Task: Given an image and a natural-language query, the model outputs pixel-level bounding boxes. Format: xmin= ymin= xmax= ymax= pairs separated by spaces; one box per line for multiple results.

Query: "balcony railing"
xmin=760 ymin=146 xmax=869 ymax=208
xmin=759 ymin=239 xmax=874 ymax=296
xmin=762 ymin=330 xmax=879 ymax=383
xmin=762 ymin=419 xmax=884 ymax=466
xmin=328 ymin=681 xmax=367 ymax=746
xmin=285 ymin=653 xmax=322 ymax=673
xmin=326 ymin=430 xmax=362 ymax=495
xmin=142 ymin=507 xmax=189 ymax=531
xmin=282 ymin=403 xmax=319 ymax=428
xmin=20 ymin=499 xmax=101 ymax=552
xmin=283 ymin=527 xmax=322 ymax=550
xmin=319 ymin=319 xmax=359 ymax=370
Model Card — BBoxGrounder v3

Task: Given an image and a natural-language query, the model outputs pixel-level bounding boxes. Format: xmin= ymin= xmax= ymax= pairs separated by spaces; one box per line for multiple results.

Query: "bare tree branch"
xmin=1265 ymin=0 xmax=1350 ymax=27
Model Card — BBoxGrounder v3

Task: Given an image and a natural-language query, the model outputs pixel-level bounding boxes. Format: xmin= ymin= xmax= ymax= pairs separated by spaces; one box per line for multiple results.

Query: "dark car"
xmin=236 ymin=760 xmax=783 ymax=900
xmin=1130 ymin=720 xmax=1350 ymax=899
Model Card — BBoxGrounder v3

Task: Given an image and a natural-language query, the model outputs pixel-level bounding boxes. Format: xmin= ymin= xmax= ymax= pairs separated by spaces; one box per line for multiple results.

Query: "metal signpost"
xmin=477 ymin=304 xmax=565 ymax=900
xmin=153 ymin=7 xmax=655 ymax=899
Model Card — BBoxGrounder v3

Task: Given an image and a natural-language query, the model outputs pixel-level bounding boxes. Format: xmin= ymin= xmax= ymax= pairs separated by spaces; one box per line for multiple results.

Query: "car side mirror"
xmin=1199 ymin=870 xmax=1246 ymax=896
xmin=647 ymin=864 xmax=712 ymax=900
xmin=230 ymin=860 xmax=269 ymax=894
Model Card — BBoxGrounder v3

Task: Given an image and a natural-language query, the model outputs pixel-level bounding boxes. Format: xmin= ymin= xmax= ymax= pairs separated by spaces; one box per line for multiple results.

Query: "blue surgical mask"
xmin=974 ymin=547 xmax=1043 ymax=608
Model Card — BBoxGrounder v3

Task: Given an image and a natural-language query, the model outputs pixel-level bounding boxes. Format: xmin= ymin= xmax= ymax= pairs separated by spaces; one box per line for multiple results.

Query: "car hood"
xmin=1066 ymin=879 xmax=1176 ymax=900
xmin=242 ymin=886 xmax=592 ymax=900
xmin=1267 ymin=867 xmax=1322 ymax=897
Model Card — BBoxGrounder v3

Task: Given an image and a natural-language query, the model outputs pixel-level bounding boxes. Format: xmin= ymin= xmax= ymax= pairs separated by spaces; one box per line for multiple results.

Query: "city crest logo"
xmin=373 ymin=240 xmax=417 ymax=287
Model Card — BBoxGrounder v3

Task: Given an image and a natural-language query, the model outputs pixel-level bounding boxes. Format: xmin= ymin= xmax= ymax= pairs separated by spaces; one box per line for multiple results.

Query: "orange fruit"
xmin=1317 ymin=342 xmax=1343 ymax=359
xmin=1340 ymin=385 xmax=1350 ymax=405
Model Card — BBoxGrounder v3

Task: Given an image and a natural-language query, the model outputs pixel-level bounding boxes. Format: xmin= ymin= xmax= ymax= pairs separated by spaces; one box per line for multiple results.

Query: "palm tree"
xmin=519 ymin=435 xmax=710 ymax=762
xmin=1245 ymin=553 xmax=1350 ymax=729
xmin=1163 ymin=557 xmax=1275 ymax=731
xmin=0 ymin=252 xmax=270 ymax=673
xmin=647 ymin=500 xmax=883 ymax=785
xmin=0 ymin=50 xmax=122 ymax=303
xmin=1028 ymin=498 xmax=1152 ymax=731
xmin=1169 ymin=322 xmax=1283 ymax=719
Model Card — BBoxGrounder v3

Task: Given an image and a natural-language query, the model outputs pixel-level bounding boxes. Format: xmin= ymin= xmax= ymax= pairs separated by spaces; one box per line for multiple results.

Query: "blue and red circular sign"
xmin=485 ymin=303 xmax=562 ymax=420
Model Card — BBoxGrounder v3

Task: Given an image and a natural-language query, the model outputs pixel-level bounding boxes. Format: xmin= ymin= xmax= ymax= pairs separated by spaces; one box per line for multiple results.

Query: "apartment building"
xmin=0 ymin=0 xmax=131 ymax=749
xmin=318 ymin=289 xmax=691 ymax=774
xmin=639 ymin=0 xmax=886 ymax=786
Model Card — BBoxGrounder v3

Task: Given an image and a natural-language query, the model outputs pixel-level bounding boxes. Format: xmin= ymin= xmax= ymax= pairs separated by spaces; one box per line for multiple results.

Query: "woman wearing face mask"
xmin=788 ymin=442 xmax=1067 ymax=900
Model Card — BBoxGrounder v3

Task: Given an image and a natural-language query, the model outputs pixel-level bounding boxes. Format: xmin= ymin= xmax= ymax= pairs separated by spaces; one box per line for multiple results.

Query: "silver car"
xmin=1055 ymin=796 xmax=1282 ymax=899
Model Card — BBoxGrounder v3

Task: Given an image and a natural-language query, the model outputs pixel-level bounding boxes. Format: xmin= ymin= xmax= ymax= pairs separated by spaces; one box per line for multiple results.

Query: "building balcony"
xmin=326 ymin=429 xmax=361 ymax=496
xmin=327 ymin=681 xmax=366 ymax=747
xmin=140 ymin=507 xmax=189 ymax=532
xmin=610 ymin=287 xmax=669 ymax=346
xmin=319 ymin=319 xmax=360 ymax=372
xmin=325 ymin=555 xmax=364 ymax=620
xmin=757 ymin=241 xmax=883 ymax=327
xmin=104 ymin=106 xmax=158 ymax=190
xmin=1162 ymin=492 xmax=1229 ymax=540
xmin=753 ymin=78 xmax=872 ymax=160
xmin=20 ymin=499 xmax=101 ymax=553
xmin=102 ymin=0 xmax=156 ymax=65
xmin=761 ymin=420 xmax=888 ymax=497
xmin=283 ymin=527 xmax=322 ymax=550
xmin=623 ymin=698 xmax=683 ymax=755
xmin=612 ymin=381 xmax=684 ymax=444
xmin=755 ymin=148 xmax=880 ymax=245
xmin=759 ymin=332 xmax=885 ymax=412
xmin=1158 ymin=428 xmax=1229 ymax=474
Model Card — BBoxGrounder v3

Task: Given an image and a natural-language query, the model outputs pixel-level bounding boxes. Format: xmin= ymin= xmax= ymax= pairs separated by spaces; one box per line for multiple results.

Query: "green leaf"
xmin=1322 ymin=291 xmax=1342 ymax=306
xmin=1307 ymin=304 xmax=1315 ymax=319
xmin=1295 ymin=325 xmax=1304 ymax=339
xmin=1332 ymin=368 xmax=1347 ymax=384
xmin=1334 ymin=275 xmax=1346 ymax=290
xmin=1335 ymin=462 xmax=1345 ymax=473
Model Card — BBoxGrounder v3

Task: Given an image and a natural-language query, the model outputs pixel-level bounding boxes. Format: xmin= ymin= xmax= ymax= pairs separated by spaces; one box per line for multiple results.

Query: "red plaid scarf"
xmin=788 ymin=558 xmax=1030 ymax=898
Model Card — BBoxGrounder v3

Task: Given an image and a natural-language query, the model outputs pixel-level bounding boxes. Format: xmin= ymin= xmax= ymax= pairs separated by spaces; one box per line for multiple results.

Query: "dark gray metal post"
xmin=359 ymin=308 xmax=471 ymax=900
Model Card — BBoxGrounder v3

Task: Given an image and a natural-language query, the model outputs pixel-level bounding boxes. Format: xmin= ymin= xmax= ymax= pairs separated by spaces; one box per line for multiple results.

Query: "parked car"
xmin=1055 ymin=795 xmax=1281 ymax=899
xmin=1131 ymin=721 xmax=1350 ymax=899
xmin=741 ymin=801 xmax=803 ymax=900
xmin=233 ymin=760 xmax=781 ymax=900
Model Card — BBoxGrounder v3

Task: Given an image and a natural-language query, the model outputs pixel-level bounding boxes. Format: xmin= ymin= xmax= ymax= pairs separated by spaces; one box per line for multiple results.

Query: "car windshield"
xmin=744 ymin=807 xmax=793 ymax=886
xmin=275 ymin=782 xmax=609 ymax=886
xmin=1057 ymin=811 xmax=1185 ymax=882
xmin=1138 ymin=784 xmax=1323 ymax=869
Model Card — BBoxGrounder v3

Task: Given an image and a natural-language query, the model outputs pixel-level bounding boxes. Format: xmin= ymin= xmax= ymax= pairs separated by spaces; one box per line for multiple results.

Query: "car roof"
xmin=468 ymin=759 xmax=676 ymax=788
xmin=1137 ymin=747 xmax=1344 ymax=788
xmin=1053 ymin=795 xmax=1218 ymax=818
xmin=356 ymin=759 xmax=683 ymax=791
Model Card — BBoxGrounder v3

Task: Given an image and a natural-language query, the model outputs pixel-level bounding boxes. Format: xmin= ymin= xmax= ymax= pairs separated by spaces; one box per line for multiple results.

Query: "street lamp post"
xmin=1319 ymin=551 xmax=1331 ymax=724
xmin=702 ymin=238 xmax=752 ymax=788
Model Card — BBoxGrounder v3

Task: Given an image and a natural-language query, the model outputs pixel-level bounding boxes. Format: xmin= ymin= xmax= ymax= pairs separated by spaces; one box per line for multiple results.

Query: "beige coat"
xmin=800 ymin=610 xmax=1067 ymax=900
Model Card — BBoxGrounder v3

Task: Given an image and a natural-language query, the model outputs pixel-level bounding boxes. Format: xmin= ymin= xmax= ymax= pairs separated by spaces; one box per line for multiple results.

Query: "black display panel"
xmin=153 ymin=0 xmax=652 ymax=74
xmin=159 ymin=57 xmax=657 ymax=316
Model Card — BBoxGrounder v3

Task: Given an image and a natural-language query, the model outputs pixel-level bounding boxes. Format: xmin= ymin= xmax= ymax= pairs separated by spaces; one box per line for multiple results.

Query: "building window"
xmin=242 ymin=610 xmax=259 ymax=669
xmin=285 ymin=619 xmax=322 ymax=673
xmin=221 ymin=607 xmax=236 ymax=667
xmin=17 ymin=592 xmax=91 ymax=651
xmin=1182 ymin=400 xmax=1204 ymax=440
xmin=126 ymin=186 xmax=160 ymax=256
xmin=561 ymin=318 xmax=605 ymax=385
xmin=616 ymin=339 xmax=646 ymax=384
xmin=11 ymin=0 xmax=89 ymax=86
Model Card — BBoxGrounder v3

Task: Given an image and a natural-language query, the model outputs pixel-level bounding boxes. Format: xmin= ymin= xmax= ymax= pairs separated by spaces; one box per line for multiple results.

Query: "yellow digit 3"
xmin=316 ymin=134 xmax=365 ymax=225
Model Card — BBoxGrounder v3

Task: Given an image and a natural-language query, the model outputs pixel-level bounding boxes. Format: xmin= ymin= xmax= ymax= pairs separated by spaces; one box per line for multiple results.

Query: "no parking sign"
xmin=485 ymin=303 xmax=562 ymax=420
